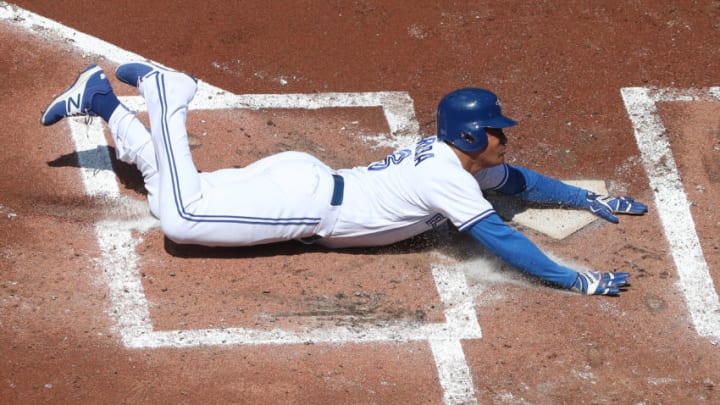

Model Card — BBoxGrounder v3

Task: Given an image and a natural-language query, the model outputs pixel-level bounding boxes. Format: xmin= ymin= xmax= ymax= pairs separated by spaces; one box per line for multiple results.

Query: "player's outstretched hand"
xmin=571 ymin=271 xmax=629 ymax=296
xmin=586 ymin=192 xmax=648 ymax=224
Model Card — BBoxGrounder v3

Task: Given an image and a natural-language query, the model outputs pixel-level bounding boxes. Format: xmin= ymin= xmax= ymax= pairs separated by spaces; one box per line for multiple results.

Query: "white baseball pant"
xmin=108 ymin=70 xmax=342 ymax=246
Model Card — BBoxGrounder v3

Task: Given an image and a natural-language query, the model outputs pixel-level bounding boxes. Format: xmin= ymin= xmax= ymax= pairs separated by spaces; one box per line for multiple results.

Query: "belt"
xmin=298 ymin=174 xmax=343 ymax=245
xmin=331 ymin=174 xmax=344 ymax=206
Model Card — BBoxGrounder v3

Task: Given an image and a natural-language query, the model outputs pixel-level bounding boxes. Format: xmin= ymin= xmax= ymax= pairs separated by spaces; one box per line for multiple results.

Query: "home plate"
xmin=491 ymin=180 xmax=608 ymax=240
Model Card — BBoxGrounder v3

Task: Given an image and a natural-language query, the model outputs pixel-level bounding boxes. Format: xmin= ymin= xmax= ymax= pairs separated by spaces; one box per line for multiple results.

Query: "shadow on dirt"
xmin=162 ymin=225 xmax=455 ymax=259
xmin=47 ymin=145 xmax=147 ymax=195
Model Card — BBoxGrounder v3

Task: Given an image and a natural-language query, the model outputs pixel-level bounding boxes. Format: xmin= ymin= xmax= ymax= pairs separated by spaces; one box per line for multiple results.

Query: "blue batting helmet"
xmin=436 ymin=88 xmax=517 ymax=152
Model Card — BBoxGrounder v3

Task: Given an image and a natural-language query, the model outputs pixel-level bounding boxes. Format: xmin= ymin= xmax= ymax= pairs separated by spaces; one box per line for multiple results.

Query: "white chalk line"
xmin=122 ymin=91 xmax=420 ymax=150
xmin=93 ymin=96 xmax=478 ymax=403
xmin=621 ymin=86 xmax=720 ymax=339
xmin=0 ymin=4 xmax=479 ymax=402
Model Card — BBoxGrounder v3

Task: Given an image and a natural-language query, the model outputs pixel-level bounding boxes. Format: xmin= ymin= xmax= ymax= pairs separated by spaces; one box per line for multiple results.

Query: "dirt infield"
xmin=2 ymin=2 xmax=720 ymax=404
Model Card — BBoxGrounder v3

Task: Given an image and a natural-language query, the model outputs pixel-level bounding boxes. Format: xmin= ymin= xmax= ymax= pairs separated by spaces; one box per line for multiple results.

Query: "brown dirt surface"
xmin=3 ymin=1 xmax=720 ymax=404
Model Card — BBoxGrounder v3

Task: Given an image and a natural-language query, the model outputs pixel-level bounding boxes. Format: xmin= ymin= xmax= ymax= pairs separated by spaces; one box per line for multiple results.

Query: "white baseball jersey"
xmin=320 ymin=136 xmax=509 ymax=248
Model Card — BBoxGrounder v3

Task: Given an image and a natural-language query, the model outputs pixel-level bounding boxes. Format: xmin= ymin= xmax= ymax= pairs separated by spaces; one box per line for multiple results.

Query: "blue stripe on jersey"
xmin=153 ymin=72 xmax=322 ymax=226
xmin=457 ymin=208 xmax=495 ymax=231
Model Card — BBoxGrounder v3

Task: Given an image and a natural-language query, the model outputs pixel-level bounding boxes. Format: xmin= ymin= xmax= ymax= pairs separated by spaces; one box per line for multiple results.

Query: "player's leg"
xmin=131 ymin=65 xmax=204 ymax=241
xmin=40 ymin=65 xmax=161 ymax=216
xmin=188 ymin=151 xmax=339 ymax=246
xmin=106 ymin=107 xmax=161 ymax=217
xmin=118 ymin=62 xmax=339 ymax=246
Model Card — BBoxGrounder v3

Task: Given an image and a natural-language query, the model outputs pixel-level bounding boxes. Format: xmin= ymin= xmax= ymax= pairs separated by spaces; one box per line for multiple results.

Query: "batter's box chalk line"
xmin=622 ymin=86 xmax=720 ymax=340
xmin=74 ymin=89 xmax=481 ymax=344
xmin=79 ymin=91 xmax=481 ymax=405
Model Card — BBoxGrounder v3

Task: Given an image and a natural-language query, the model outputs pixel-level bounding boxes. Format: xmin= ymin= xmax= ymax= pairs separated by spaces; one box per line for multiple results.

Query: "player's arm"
xmin=467 ymin=213 xmax=629 ymax=295
xmin=493 ymin=165 xmax=648 ymax=223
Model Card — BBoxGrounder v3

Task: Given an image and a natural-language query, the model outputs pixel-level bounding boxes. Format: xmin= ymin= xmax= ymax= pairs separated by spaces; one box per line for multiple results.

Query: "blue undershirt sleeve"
xmin=467 ymin=213 xmax=578 ymax=289
xmin=495 ymin=165 xmax=588 ymax=208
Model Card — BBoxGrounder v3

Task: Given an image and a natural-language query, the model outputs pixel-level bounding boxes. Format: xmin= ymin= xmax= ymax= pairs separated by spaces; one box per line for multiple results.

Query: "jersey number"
xmin=367 ymin=149 xmax=411 ymax=171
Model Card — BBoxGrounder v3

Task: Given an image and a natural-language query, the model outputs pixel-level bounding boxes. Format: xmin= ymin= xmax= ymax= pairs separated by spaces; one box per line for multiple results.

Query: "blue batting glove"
xmin=571 ymin=271 xmax=629 ymax=296
xmin=586 ymin=192 xmax=648 ymax=224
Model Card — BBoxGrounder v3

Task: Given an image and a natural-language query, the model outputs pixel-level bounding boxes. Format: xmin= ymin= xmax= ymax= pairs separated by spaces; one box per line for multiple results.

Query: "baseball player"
xmin=41 ymin=62 xmax=648 ymax=296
